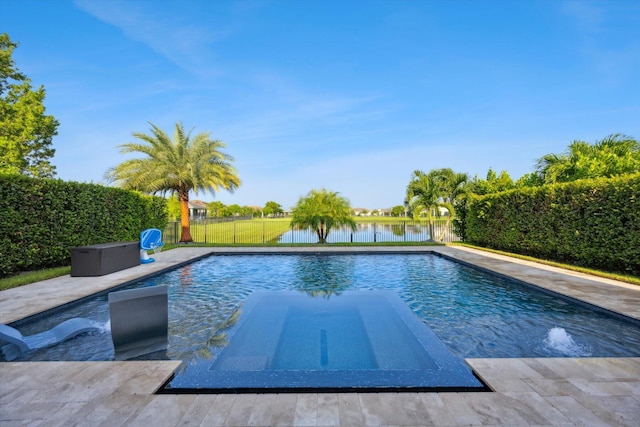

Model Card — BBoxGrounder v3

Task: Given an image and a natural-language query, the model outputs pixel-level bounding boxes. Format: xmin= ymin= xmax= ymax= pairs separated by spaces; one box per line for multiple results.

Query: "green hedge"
xmin=0 ymin=174 xmax=167 ymax=277
xmin=463 ymin=173 xmax=640 ymax=276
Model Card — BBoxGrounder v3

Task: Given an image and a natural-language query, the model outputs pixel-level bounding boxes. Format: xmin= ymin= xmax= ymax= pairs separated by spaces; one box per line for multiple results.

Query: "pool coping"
xmin=1 ymin=245 xmax=639 ymax=425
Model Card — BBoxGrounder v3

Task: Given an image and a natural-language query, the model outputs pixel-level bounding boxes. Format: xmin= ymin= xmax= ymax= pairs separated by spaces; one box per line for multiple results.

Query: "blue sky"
xmin=2 ymin=0 xmax=639 ymax=209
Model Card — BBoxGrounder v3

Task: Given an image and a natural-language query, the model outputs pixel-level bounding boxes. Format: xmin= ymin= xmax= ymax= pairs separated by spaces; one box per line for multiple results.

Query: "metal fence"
xmin=163 ymin=219 xmax=458 ymax=244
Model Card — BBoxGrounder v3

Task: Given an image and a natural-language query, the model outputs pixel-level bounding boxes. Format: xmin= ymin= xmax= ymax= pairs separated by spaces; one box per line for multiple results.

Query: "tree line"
xmin=165 ymin=197 xmax=285 ymax=220
xmin=406 ymin=133 xmax=640 ymax=237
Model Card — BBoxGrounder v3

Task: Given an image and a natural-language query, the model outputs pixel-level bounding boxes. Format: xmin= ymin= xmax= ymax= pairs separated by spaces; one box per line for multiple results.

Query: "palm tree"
xmin=290 ymin=189 xmax=356 ymax=244
xmin=406 ymin=168 xmax=468 ymax=241
xmin=433 ymin=168 xmax=468 ymax=241
xmin=406 ymin=169 xmax=440 ymax=240
xmin=536 ymin=134 xmax=640 ymax=183
xmin=536 ymin=142 xmax=589 ymax=183
xmin=105 ymin=122 xmax=240 ymax=242
xmin=406 ymin=170 xmax=438 ymax=214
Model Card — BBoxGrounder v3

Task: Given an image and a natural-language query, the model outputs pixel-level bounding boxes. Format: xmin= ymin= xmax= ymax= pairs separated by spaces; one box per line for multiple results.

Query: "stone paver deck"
xmin=1 ymin=245 xmax=639 ymax=426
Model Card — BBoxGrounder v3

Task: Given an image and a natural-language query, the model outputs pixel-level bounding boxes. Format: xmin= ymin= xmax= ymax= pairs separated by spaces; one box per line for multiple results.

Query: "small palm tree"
xmin=433 ymin=168 xmax=468 ymax=241
xmin=406 ymin=169 xmax=440 ymax=239
xmin=290 ymin=189 xmax=356 ymax=244
xmin=406 ymin=168 xmax=468 ymax=241
xmin=105 ymin=122 xmax=240 ymax=242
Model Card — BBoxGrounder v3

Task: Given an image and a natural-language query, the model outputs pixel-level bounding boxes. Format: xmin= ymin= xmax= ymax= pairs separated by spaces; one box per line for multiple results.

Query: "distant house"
xmin=188 ymin=200 xmax=208 ymax=219
xmin=353 ymin=208 xmax=371 ymax=216
xmin=418 ymin=207 xmax=450 ymax=217
xmin=437 ymin=206 xmax=450 ymax=216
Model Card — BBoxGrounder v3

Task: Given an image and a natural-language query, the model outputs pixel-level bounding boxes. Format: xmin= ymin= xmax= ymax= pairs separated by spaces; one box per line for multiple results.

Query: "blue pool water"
xmin=3 ymin=254 xmax=640 ymax=390
xmin=182 ymin=291 xmax=484 ymax=391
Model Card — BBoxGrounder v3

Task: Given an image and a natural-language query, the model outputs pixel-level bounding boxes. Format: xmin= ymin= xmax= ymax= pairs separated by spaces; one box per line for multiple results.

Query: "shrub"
xmin=0 ymin=174 xmax=167 ymax=277
xmin=463 ymin=173 xmax=639 ymax=276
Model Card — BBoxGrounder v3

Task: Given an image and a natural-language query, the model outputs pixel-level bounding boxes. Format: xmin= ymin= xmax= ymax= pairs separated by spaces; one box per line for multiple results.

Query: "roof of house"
xmin=188 ymin=200 xmax=208 ymax=209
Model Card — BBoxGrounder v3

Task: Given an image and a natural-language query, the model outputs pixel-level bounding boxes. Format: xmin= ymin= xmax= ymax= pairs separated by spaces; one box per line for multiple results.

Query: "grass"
xmin=451 ymin=243 xmax=640 ymax=286
xmin=174 ymin=218 xmax=292 ymax=244
xmin=0 ymin=266 xmax=71 ymax=291
xmin=207 ymin=218 xmax=292 ymax=243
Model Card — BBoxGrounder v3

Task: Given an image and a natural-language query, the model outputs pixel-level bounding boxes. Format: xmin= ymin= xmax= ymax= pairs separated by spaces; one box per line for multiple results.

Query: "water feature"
xmin=543 ymin=327 xmax=590 ymax=357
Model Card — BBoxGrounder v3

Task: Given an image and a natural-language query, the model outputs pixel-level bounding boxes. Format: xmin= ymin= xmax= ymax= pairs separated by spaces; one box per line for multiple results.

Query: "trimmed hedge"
xmin=463 ymin=173 xmax=640 ymax=276
xmin=0 ymin=174 xmax=167 ymax=277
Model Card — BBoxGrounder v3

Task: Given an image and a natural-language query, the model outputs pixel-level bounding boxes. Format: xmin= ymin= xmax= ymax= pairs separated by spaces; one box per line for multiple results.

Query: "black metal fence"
xmin=163 ymin=219 xmax=458 ymax=245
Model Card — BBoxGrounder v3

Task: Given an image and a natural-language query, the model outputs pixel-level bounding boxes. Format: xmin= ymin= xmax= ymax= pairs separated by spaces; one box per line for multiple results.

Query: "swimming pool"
xmin=3 ymin=254 xmax=640 ymax=390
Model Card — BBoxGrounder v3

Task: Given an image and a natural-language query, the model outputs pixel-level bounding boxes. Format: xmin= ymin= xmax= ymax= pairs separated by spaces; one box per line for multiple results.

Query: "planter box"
xmin=70 ymin=241 xmax=140 ymax=277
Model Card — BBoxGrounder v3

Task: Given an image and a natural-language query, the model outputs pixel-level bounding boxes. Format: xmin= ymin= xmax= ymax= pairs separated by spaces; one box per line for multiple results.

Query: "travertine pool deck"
xmin=1 ymin=246 xmax=639 ymax=426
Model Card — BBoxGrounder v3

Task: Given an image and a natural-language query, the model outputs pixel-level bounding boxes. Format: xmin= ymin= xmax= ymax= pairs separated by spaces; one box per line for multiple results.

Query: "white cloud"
xmin=561 ymin=0 xmax=607 ymax=32
xmin=74 ymin=0 xmax=227 ymax=78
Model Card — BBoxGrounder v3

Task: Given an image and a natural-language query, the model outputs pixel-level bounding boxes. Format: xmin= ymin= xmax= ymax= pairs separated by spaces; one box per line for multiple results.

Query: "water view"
xmin=277 ymin=222 xmax=454 ymax=243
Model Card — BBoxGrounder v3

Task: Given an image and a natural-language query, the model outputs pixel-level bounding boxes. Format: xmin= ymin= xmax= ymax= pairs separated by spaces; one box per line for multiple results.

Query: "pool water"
xmin=174 ymin=291 xmax=484 ymax=391
xmin=3 ymin=254 xmax=640 ymax=388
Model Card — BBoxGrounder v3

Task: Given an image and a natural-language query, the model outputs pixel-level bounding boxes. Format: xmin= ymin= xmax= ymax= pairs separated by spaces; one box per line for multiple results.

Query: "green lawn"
xmin=187 ymin=218 xmax=293 ymax=243
xmin=0 ymin=266 xmax=71 ymax=291
xmin=451 ymin=243 xmax=640 ymax=286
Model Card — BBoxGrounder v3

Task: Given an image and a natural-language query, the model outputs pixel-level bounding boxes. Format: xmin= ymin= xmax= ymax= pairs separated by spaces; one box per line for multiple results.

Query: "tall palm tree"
xmin=290 ymin=189 xmax=356 ymax=244
xmin=105 ymin=122 xmax=240 ymax=242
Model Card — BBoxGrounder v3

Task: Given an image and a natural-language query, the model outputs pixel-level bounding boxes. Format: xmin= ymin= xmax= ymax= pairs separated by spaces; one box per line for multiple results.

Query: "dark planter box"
xmin=70 ymin=241 xmax=140 ymax=277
